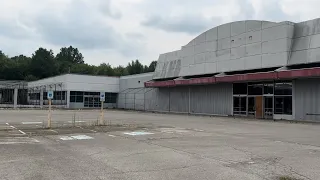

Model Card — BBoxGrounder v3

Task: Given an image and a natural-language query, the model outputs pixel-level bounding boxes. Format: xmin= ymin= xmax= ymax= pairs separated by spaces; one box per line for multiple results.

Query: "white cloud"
xmin=0 ymin=0 xmax=319 ymax=66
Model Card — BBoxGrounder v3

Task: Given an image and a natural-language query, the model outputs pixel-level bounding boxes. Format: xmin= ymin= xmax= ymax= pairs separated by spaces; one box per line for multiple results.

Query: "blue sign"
xmin=100 ymin=92 xmax=105 ymax=102
xmin=47 ymin=91 xmax=54 ymax=99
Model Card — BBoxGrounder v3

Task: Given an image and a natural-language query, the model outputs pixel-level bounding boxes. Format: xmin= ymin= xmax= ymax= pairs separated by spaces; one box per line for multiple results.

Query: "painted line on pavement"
xmin=59 ymin=135 xmax=94 ymax=141
xmin=108 ymin=134 xmax=116 ymax=137
xmin=124 ymin=131 xmax=154 ymax=136
xmin=21 ymin=122 xmax=42 ymax=125
xmin=68 ymin=121 xmax=86 ymax=123
xmin=5 ymin=123 xmax=9 ymax=126
xmin=49 ymin=129 xmax=59 ymax=134
xmin=90 ymin=130 xmax=97 ymax=133
xmin=18 ymin=130 xmax=26 ymax=135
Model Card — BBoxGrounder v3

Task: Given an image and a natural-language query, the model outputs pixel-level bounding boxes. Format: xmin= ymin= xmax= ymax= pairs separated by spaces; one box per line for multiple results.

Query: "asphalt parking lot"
xmin=0 ymin=109 xmax=320 ymax=180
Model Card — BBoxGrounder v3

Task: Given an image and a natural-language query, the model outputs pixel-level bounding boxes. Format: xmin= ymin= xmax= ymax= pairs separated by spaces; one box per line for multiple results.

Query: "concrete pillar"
xmin=13 ymin=88 xmax=18 ymax=109
xmin=40 ymin=89 xmax=44 ymax=108
xmin=66 ymin=91 xmax=70 ymax=108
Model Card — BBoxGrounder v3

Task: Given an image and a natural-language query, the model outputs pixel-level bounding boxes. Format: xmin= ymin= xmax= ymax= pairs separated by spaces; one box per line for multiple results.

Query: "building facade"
xmin=144 ymin=18 xmax=320 ymax=122
xmin=27 ymin=74 xmax=119 ymax=109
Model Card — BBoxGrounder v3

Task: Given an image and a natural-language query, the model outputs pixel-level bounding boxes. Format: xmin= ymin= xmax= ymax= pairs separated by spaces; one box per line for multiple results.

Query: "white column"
xmin=13 ymin=88 xmax=18 ymax=109
xmin=40 ymin=89 xmax=44 ymax=108
xmin=66 ymin=91 xmax=70 ymax=108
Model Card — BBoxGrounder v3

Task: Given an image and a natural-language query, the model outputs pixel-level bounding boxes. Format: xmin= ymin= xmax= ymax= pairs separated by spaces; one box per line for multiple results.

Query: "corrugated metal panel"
xmin=190 ymin=83 xmax=232 ymax=115
xmin=145 ymin=88 xmax=170 ymax=112
xmin=295 ymin=79 xmax=320 ymax=121
xmin=169 ymin=87 xmax=189 ymax=113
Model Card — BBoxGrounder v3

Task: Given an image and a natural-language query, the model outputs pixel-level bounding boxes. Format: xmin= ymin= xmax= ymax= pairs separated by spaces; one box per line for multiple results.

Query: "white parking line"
xmin=90 ymin=130 xmax=97 ymax=133
xmin=68 ymin=121 xmax=86 ymax=123
xmin=5 ymin=123 xmax=9 ymax=126
xmin=49 ymin=129 xmax=58 ymax=133
xmin=21 ymin=122 xmax=42 ymax=125
xmin=108 ymin=134 xmax=116 ymax=137
xmin=18 ymin=130 xmax=26 ymax=135
xmin=10 ymin=126 xmax=16 ymax=129
xmin=59 ymin=135 xmax=94 ymax=140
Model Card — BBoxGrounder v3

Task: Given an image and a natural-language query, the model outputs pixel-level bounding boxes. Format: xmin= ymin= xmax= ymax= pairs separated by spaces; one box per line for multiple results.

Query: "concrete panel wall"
xmin=153 ymin=18 xmax=320 ymax=80
xmin=29 ymin=74 xmax=119 ymax=93
xmin=289 ymin=18 xmax=320 ymax=65
xmin=65 ymin=74 xmax=119 ymax=92
xmin=119 ymin=73 xmax=153 ymax=92
xmin=153 ymin=20 xmax=297 ymax=80
xmin=294 ymin=79 xmax=320 ymax=122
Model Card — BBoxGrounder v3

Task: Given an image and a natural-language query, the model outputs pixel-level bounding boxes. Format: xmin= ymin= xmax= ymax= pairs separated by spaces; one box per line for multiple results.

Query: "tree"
xmin=127 ymin=59 xmax=144 ymax=75
xmin=30 ymin=48 xmax=58 ymax=79
xmin=70 ymin=63 xmax=96 ymax=75
xmin=56 ymin=46 xmax=84 ymax=73
xmin=147 ymin=61 xmax=157 ymax=72
xmin=113 ymin=66 xmax=128 ymax=76
xmin=96 ymin=63 xmax=115 ymax=76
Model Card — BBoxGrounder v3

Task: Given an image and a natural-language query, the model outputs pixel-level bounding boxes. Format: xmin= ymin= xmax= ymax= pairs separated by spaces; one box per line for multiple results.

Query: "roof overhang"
xmin=145 ymin=67 xmax=320 ymax=88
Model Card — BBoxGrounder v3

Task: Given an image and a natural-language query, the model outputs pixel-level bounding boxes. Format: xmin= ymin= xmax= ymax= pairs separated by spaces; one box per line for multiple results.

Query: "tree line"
xmin=0 ymin=46 xmax=157 ymax=81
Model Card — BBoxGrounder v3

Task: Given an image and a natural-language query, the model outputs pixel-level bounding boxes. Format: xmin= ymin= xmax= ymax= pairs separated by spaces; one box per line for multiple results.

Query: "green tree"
xmin=113 ymin=65 xmax=128 ymax=76
xmin=96 ymin=63 xmax=115 ymax=76
xmin=127 ymin=59 xmax=144 ymax=75
xmin=30 ymin=48 xmax=58 ymax=79
xmin=70 ymin=63 xmax=96 ymax=75
xmin=56 ymin=46 xmax=84 ymax=73
xmin=147 ymin=61 xmax=157 ymax=72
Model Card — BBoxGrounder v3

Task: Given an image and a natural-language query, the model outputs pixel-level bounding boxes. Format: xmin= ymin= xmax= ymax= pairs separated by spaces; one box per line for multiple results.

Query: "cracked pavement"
xmin=0 ymin=110 xmax=320 ymax=179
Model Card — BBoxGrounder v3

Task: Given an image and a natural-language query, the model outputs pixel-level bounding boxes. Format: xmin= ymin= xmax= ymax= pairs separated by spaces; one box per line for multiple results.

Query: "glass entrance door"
xmin=264 ymin=96 xmax=273 ymax=119
xmin=84 ymin=95 xmax=101 ymax=108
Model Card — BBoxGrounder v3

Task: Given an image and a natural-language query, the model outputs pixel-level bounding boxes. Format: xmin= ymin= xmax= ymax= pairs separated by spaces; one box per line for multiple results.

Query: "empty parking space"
xmin=0 ymin=109 xmax=320 ymax=179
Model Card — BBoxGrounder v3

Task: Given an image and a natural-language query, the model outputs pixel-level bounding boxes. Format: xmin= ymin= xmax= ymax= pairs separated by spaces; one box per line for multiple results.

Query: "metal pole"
xmin=100 ymin=101 xmax=104 ymax=125
xmin=188 ymin=86 xmax=191 ymax=114
xmin=48 ymin=99 xmax=52 ymax=128
xmin=134 ymin=93 xmax=136 ymax=110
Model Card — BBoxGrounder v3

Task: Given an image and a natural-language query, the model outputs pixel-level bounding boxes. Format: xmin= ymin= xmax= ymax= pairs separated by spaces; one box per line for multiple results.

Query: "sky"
xmin=0 ymin=0 xmax=320 ymax=66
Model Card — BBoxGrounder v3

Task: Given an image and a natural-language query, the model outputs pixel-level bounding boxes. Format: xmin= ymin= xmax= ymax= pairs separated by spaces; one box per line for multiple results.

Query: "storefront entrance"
xmin=233 ymin=81 xmax=291 ymax=119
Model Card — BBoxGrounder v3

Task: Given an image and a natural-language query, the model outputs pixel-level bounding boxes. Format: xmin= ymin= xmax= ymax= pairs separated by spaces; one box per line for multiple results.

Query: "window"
xmin=248 ymin=83 xmax=263 ymax=95
xmin=233 ymin=83 xmax=247 ymax=95
xmin=105 ymin=93 xmax=117 ymax=103
xmin=263 ymin=83 xmax=274 ymax=95
xmin=275 ymin=82 xmax=292 ymax=95
xmin=29 ymin=93 xmax=40 ymax=100
xmin=274 ymin=96 xmax=292 ymax=115
xmin=233 ymin=97 xmax=247 ymax=115
xmin=70 ymin=91 xmax=83 ymax=103
xmin=54 ymin=91 xmax=66 ymax=100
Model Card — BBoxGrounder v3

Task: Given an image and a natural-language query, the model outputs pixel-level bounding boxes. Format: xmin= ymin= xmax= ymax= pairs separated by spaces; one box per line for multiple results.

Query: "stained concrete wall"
xmin=290 ymin=19 xmax=320 ymax=64
xmin=119 ymin=73 xmax=153 ymax=92
xmin=153 ymin=20 xmax=296 ymax=79
xmin=153 ymin=18 xmax=320 ymax=80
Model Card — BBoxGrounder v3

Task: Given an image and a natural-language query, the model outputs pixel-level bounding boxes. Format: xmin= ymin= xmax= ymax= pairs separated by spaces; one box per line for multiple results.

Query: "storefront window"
xmin=70 ymin=91 xmax=84 ymax=103
xmin=275 ymin=82 xmax=292 ymax=95
xmin=274 ymin=96 xmax=292 ymax=115
xmin=233 ymin=83 xmax=247 ymax=95
xmin=248 ymin=83 xmax=263 ymax=95
xmin=233 ymin=97 xmax=247 ymax=115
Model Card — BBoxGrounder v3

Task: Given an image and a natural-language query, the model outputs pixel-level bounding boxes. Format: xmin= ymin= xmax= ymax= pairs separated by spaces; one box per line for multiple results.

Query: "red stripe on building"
xmin=145 ymin=68 xmax=320 ymax=87
xmin=216 ymin=72 xmax=276 ymax=82
xmin=277 ymin=67 xmax=320 ymax=79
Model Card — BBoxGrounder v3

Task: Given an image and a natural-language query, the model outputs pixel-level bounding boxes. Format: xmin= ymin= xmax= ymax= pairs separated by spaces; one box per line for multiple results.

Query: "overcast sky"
xmin=0 ymin=0 xmax=320 ymax=66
